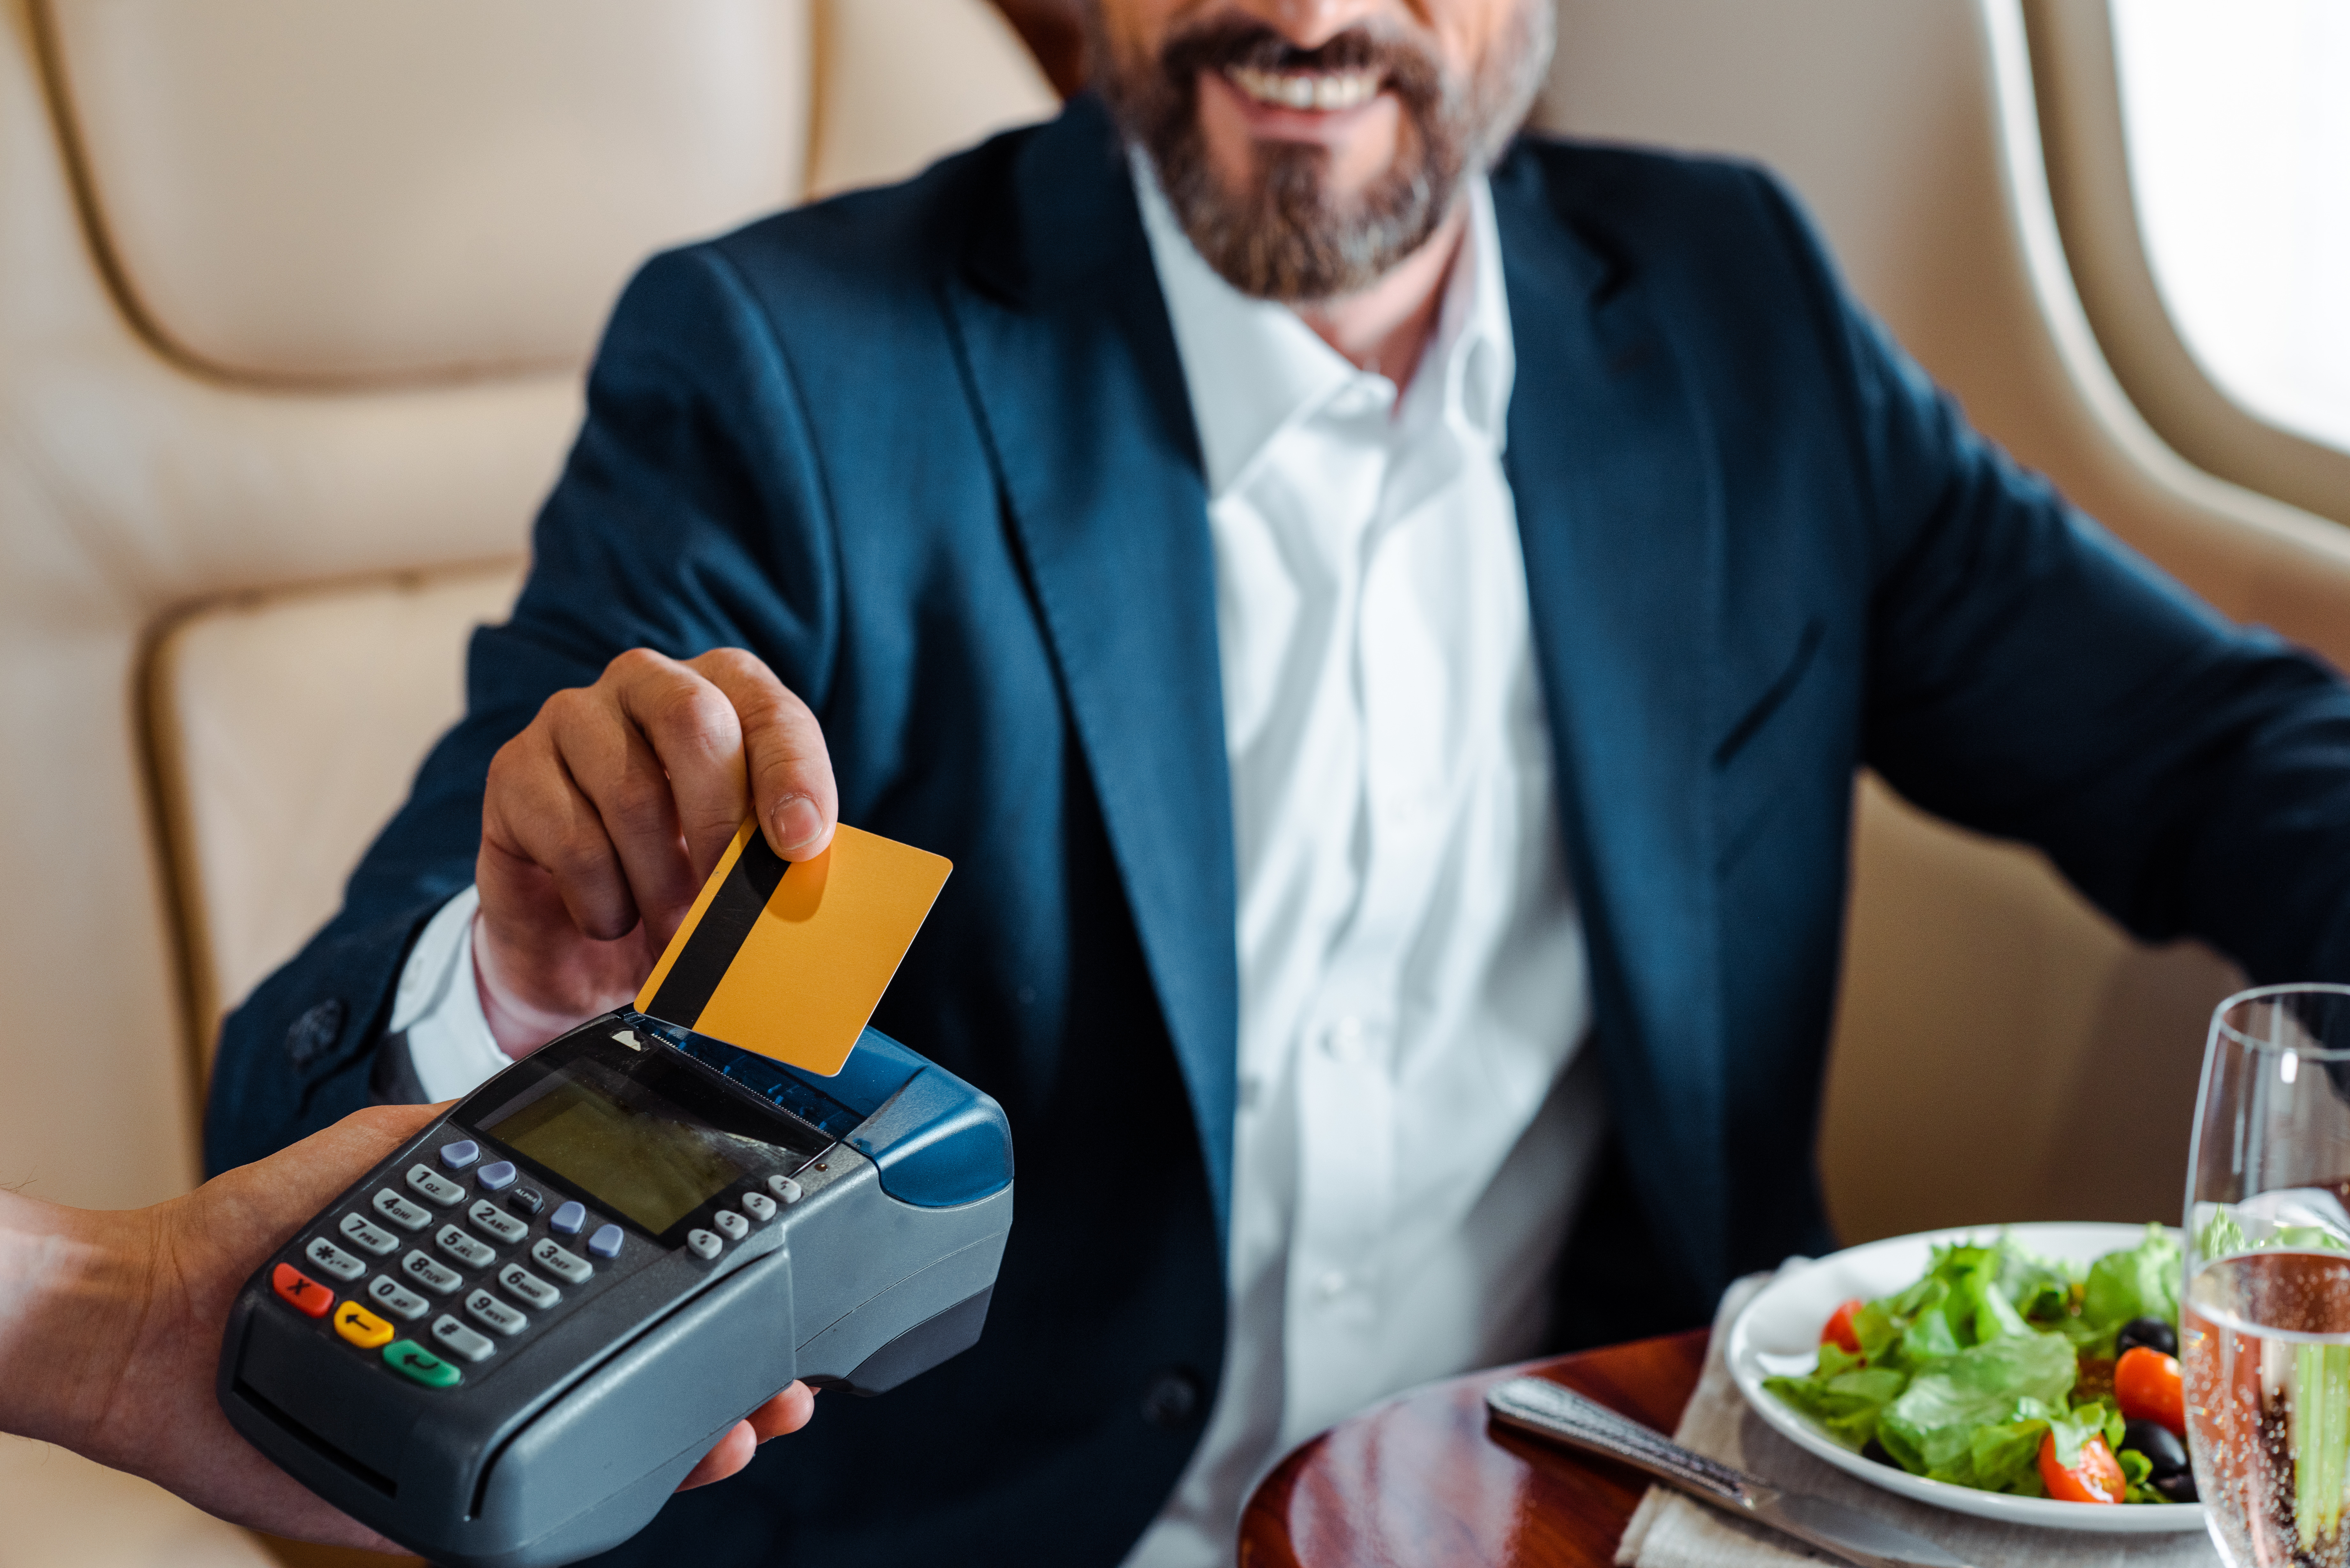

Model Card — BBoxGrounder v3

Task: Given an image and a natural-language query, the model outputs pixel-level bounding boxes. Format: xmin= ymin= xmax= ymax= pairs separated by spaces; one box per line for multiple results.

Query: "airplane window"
xmin=2111 ymin=0 xmax=2350 ymax=458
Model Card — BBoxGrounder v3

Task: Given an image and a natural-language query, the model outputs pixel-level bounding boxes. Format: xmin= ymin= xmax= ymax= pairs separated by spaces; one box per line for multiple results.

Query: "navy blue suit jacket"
xmin=207 ymin=97 xmax=2350 ymax=1563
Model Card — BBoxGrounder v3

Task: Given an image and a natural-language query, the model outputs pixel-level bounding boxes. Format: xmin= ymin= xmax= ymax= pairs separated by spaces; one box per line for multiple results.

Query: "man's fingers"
xmin=482 ymin=720 xmax=643 ymax=943
xmin=692 ymin=649 xmax=837 ymax=862
xmin=610 ymin=649 xmax=756 ymax=885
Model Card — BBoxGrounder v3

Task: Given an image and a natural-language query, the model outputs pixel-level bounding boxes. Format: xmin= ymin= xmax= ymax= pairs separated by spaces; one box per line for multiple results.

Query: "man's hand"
xmin=0 ymin=1103 xmax=815 ymax=1550
xmin=476 ymin=648 xmax=838 ymax=1057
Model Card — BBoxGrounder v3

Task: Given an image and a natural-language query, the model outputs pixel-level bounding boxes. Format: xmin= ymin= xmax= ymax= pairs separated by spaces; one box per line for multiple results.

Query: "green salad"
xmin=1763 ymin=1225 xmax=2193 ymax=1504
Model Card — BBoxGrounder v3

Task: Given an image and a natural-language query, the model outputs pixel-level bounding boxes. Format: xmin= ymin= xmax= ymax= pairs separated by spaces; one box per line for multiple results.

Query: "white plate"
xmin=1728 ymin=1221 xmax=2206 ymax=1534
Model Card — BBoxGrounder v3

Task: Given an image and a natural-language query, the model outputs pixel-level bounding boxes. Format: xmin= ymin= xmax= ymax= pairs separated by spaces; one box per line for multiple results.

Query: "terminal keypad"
xmin=273 ymin=1128 xmax=801 ymax=1390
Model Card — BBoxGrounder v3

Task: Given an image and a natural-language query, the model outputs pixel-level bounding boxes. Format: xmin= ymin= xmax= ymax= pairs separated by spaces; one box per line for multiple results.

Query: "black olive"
xmin=1861 ymin=1436 xmax=1900 ymax=1469
xmin=2122 ymin=1419 xmax=2188 ymax=1479
xmin=2151 ymin=1470 xmax=2199 ymax=1504
xmin=2115 ymin=1316 xmax=2179 ymax=1359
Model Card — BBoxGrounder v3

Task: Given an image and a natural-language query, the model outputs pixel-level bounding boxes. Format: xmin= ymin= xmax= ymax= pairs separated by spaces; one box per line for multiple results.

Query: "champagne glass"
xmin=2186 ymin=984 xmax=2350 ymax=1566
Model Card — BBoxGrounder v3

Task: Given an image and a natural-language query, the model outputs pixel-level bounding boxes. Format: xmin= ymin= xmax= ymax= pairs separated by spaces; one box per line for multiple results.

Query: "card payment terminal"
xmin=217 ymin=1007 xmax=1013 ymax=1568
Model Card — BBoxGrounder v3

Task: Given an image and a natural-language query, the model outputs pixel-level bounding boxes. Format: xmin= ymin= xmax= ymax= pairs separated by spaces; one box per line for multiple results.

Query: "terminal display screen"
xmin=479 ymin=1056 xmax=794 ymax=1235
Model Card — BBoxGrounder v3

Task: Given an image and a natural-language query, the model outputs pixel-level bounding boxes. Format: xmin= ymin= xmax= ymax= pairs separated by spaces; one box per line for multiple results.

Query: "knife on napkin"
xmin=1486 ymin=1376 xmax=1977 ymax=1568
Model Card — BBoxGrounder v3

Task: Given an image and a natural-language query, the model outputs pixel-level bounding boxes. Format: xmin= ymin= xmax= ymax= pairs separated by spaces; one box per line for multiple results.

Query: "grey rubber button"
xmin=366 ymin=1274 xmax=429 ymax=1321
xmin=740 ymin=1191 xmax=776 ymax=1223
xmin=373 ymin=1189 xmax=431 ymax=1232
xmin=340 ymin=1212 xmax=399 ymax=1255
xmin=686 ymin=1229 xmax=722 ymax=1260
xmin=713 ymin=1210 xmax=748 ymax=1240
xmin=467 ymin=1200 xmax=527 ymax=1244
xmin=529 ymin=1238 xmax=592 ymax=1285
xmin=436 ymin=1225 xmax=496 ymax=1270
xmin=767 ymin=1175 xmax=804 ymax=1205
xmin=498 ymin=1263 xmax=560 ymax=1310
xmin=401 ymin=1249 xmax=463 ymax=1296
xmin=431 ymin=1314 xmax=495 ymax=1363
xmin=406 ymin=1164 xmax=466 ymax=1207
xmin=465 ymin=1288 xmax=527 ymax=1337
xmin=305 ymin=1237 xmax=366 ymax=1281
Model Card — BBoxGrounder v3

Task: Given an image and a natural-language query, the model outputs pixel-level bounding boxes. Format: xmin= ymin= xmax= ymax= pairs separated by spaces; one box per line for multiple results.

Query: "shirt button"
xmin=1326 ymin=1017 xmax=1368 ymax=1066
xmin=1316 ymin=1268 xmax=1349 ymax=1301
xmin=1141 ymin=1368 xmax=1205 ymax=1429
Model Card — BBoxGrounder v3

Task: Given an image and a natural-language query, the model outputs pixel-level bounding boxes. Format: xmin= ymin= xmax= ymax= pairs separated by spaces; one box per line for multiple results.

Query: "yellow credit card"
xmin=633 ymin=819 xmax=952 ymax=1076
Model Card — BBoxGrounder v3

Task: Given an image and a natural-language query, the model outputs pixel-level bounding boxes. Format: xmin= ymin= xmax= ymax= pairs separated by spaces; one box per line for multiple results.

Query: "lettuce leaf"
xmin=1876 ymin=1332 xmax=2080 ymax=1488
xmin=2073 ymin=1223 xmax=2182 ymax=1353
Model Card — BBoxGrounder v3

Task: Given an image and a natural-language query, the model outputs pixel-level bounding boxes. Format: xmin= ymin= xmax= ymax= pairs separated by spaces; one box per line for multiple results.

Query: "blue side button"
xmin=844 ymin=1045 xmax=1013 ymax=1209
xmin=550 ymin=1201 xmax=586 ymax=1236
xmin=438 ymin=1140 xmax=479 ymax=1170
xmin=475 ymin=1161 xmax=516 ymax=1192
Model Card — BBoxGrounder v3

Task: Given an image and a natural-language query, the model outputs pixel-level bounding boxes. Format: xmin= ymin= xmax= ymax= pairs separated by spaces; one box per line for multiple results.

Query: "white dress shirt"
xmin=1119 ymin=160 xmax=1602 ymax=1567
xmin=384 ymin=157 xmax=1605 ymax=1567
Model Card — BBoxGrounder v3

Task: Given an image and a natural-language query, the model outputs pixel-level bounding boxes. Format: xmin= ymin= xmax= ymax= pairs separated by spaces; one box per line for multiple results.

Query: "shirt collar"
xmin=1132 ymin=150 xmax=1515 ymax=500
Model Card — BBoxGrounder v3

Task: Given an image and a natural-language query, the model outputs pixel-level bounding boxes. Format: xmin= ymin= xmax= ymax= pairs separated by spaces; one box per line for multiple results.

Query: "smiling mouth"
xmin=1223 ymin=64 xmax=1384 ymax=112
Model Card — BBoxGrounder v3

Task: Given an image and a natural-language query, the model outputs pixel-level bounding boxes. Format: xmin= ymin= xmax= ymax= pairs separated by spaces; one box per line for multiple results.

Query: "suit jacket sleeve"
xmin=203 ymin=241 xmax=843 ymax=1175
xmin=1744 ymin=172 xmax=2350 ymax=985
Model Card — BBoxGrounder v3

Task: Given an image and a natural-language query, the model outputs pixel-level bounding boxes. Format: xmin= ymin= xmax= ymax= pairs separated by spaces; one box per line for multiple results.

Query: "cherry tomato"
xmin=1821 ymin=1298 xmax=1866 ymax=1356
xmin=2037 ymin=1431 xmax=2125 ymax=1504
xmin=2115 ymin=1345 xmax=2187 ymax=1437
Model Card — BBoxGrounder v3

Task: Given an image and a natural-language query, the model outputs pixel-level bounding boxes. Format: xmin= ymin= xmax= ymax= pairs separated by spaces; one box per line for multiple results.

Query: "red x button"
xmin=272 ymin=1262 xmax=333 ymax=1318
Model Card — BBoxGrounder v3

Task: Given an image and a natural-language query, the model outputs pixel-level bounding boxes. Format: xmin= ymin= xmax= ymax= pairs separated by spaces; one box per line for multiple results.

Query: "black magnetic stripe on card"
xmin=645 ymin=831 xmax=791 ymax=1027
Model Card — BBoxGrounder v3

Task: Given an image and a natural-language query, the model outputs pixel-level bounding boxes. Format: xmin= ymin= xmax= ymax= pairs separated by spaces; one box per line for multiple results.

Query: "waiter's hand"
xmin=0 ymin=1102 xmax=816 ymax=1551
xmin=476 ymin=647 xmax=838 ymax=1057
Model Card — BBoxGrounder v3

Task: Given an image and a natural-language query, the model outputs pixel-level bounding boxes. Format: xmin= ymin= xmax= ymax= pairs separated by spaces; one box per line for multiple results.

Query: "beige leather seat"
xmin=0 ymin=2 xmax=1050 ymax=1562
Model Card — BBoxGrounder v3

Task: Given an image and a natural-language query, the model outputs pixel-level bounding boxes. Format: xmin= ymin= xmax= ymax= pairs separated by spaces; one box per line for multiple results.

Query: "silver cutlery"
xmin=1485 ymin=1375 xmax=1977 ymax=1568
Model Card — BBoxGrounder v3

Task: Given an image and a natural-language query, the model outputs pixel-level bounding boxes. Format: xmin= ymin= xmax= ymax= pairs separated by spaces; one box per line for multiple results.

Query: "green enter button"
xmin=383 ymin=1338 xmax=463 ymax=1388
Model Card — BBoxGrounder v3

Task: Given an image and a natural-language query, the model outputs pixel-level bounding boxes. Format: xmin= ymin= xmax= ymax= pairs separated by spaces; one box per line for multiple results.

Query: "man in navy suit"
xmin=208 ymin=0 xmax=2350 ymax=1561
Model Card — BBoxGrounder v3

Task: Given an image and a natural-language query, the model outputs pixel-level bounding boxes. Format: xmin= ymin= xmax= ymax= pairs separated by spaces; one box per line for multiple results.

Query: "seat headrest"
xmin=40 ymin=0 xmax=814 ymax=385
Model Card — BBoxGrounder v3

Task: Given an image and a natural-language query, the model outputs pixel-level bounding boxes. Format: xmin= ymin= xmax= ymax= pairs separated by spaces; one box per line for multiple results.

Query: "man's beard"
xmin=1093 ymin=4 xmax=1553 ymax=303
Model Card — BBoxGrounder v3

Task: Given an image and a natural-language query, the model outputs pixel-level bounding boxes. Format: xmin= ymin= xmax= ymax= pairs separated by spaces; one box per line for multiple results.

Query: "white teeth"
xmin=1225 ymin=65 xmax=1381 ymax=112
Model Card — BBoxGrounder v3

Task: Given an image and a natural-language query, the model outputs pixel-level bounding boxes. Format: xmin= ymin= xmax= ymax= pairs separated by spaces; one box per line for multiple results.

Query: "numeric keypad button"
xmin=465 ymin=1288 xmax=527 ymax=1337
xmin=304 ymin=1237 xmax=366 ymax=1281
xmin=340 ymin=1212 xmax=398 ymax=1255
xmin=431 ymin=1314 xmax=496 ymax=1364
xmin=498 ymin=1264 xmax=560 ymax=1310
xmin=529 ymin=1238 xmax=592 ymax=1285
xmin=436 ymin=1225 xmax=496 ymax=1269
xmin=406 ymin=1165 xmax=466 ymax=1207
xmin=468 ymin=1200 xmax=527 ymax=1244
xmin=401 ymin=1249 xmax=463 ymax=1296
xmin=366 ymin=1274 xmax=429 ymax=1321
xmin=374 ymin=1189 xmax=431 ymax=1232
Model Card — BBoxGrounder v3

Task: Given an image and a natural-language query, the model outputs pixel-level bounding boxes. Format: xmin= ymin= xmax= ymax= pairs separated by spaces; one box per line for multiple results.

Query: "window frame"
xmin=2023 ymin=0 xmax=2350 ymax=531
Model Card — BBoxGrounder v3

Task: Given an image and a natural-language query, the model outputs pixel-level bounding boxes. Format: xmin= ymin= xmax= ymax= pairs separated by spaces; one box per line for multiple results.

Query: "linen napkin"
xmin=1614 ymin=1268 xmax=2219 ymax=1568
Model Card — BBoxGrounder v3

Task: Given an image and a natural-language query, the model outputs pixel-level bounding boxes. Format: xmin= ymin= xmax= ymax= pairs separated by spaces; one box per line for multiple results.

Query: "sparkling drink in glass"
xmin=2187 ymin=985 xmax=2350 ymax=1566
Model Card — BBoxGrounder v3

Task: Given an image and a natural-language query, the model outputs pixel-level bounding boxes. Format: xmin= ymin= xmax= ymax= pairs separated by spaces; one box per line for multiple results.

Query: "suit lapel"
xmin=1492 ymin=154 xmax=1730 ymax=1290
xmin=942 ymin=100 xmax=1239 ymax=1239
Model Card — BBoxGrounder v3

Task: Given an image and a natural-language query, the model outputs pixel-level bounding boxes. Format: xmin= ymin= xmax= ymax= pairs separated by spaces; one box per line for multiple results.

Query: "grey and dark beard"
xmin=1092 ymin=3 xmax=1554 ymax=303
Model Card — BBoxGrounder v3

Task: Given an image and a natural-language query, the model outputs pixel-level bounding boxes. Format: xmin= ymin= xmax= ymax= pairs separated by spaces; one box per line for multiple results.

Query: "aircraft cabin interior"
xmin=0 ymin=0 xmax=2345 ymax=1564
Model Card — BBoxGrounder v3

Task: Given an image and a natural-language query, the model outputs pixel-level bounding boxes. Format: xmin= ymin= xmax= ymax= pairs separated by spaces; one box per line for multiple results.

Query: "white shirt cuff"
xmin=388 ymin=885 xmax=511 ymax=1102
